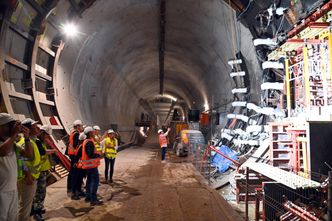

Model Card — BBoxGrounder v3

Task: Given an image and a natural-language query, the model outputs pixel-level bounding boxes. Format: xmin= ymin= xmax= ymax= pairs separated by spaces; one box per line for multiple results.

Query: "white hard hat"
xmin=107 ymin=129 xmax=115 ymax=134
xmin=22 ymin=118 xmax=39 ymax=126
xmin=158 ymin=129 xmax=163 ymax=134
xmin=79 ymin=132 xmax=86 ymax=141
xmin=40 ymin=125 xmax=52 ymax=135
xmin=0 ymin=113 xmax=15 ymax=126
xmin=73 ymin=120 xmax=83 ymax=126
xmin=93 ymin=125 xmax=101 ymax=130
xmin=84 ymin=126 xmax=94 ymax=135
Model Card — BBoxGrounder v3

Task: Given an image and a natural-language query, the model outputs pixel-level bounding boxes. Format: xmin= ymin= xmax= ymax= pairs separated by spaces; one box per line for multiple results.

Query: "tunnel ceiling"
xmin=51 ymin=0 xmax=261 ymax=129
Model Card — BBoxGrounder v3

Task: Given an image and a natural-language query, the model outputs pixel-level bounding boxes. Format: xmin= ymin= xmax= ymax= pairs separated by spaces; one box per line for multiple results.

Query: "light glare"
xmin=62 ymin=23 xmax=78 ymax=37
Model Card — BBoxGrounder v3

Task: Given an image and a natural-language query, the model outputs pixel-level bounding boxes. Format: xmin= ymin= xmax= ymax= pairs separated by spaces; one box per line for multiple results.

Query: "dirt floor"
xmin=44 ymin=139 xmax=244 ymax=221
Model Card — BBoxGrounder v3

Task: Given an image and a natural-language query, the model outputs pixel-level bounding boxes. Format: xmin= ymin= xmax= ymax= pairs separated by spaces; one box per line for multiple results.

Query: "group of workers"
xmin=0 ymin=113 xmax=119 ymax=221
xmin=0 ymin=113 xmax=57 ymax=221
xmin=65 ymin=120 xmax=119 ymax=206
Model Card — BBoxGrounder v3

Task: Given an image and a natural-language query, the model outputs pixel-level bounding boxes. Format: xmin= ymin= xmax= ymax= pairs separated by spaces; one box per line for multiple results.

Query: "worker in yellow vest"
xmin=31 ymin=125 xmax=57 ymax=220
xmin=158 ymin=128 xmax=171 ymax=162
xmin=66 ymin=120 xmax=83 ymax=197
xmin=16 ymin=118 xmax=42 ymax=221
xmin=93 ymin=125 xmax=102 ymax=153
xmin=101 ymin=130 xmax=118 ymax=184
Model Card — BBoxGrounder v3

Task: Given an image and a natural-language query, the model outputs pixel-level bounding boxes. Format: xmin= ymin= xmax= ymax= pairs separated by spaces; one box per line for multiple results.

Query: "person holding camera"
xmin=16 ymin=118 xmax=43 ymax=221
xmin=0 ymin=113 xmax=33 ymax=221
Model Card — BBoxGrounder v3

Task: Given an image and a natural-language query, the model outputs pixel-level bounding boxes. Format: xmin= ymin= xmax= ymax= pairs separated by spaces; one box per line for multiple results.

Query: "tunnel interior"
xmin=0 ymin=0 xmax=321 ymax=146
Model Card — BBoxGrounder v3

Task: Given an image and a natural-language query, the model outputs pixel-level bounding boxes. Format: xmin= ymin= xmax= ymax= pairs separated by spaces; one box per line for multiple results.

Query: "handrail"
xmin=208 ymin=145 xmax=240 ymax=167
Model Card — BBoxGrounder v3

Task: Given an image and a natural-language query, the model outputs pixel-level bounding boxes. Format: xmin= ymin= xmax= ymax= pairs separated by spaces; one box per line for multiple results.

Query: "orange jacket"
xmin=76 ymin=139 xmax=100 ymax=169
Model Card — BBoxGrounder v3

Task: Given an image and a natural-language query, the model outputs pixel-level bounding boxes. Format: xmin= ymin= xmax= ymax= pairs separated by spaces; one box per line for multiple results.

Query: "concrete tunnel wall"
xmin=51 ymin=0 xmax=262 ymax=139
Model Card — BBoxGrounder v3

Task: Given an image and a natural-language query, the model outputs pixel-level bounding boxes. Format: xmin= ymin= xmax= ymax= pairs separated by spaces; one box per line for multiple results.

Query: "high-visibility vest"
xmin=159 ymin=135 xmax=168 ymax=148
xmin=39 ymin=142 xmax=51 ymax=172
xmin=94 ymin=134 xmax=102 ymax=153
xmin=68 ymin=130 xmax=79 ymax=155
xmin=77 ymin=139 xmax=100 ymax=169
xmin=104 ymin=137 xmax=117 ymax=159
xmin=16 ymin=137 xmax=41 ymax=180
xmin=16 ymin=143 xmax=24 ymax=181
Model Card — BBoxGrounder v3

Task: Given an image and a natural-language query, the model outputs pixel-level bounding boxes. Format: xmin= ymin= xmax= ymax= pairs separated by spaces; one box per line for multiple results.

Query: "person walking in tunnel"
xmin=77 ymin=126 xmax=103 ymax=206
xmin=0 ymin=113 xmax=32 ymax=221
xmin=16 ymin=118 xmax=42 ymax=221
xmin=158 ymin=128 xmax=171 ymax=162
xmin=31 ymin=125 xmax=57 ymax=221
xmin=101 ymin=129 xmax=118 ymax=184
xmin=66 ymin=120 xmax=83 ymax=197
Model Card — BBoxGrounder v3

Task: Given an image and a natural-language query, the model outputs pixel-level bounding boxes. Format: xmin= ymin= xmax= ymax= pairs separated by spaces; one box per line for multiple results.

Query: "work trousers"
xmin=67 ymin=155 xmax=76 ymax=193
xmin=104 ymin=157 xmax=115 ymax=181
xmin=161 ymin=146 xmax=167 ymax=160
xmin=86 ymin=167 xmax=99 ymax=202
xmin=18 ymin=179 xmax=37 ymax=221
xmin=72 ymin=169 xmax=85 ymax=195
xmin=32 ymin=171 xmax=48 ymax=212
xmin=0 ymin=189 xmax=18 ymax=221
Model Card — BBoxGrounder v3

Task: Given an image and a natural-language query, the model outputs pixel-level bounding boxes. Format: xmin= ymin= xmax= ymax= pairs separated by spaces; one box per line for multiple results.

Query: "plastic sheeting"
xmin=212 ymin=145 xmax=238 ymax=173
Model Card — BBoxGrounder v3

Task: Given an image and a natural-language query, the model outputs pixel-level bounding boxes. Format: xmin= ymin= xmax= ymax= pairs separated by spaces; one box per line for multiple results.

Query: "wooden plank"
xmin=9 ymin=24 xmax=34 ymax=41
xmin=39 ymin=99 xmax=55 ymax=106
xmin=5 ymin=55 xmax=29 ymax=71
xmin=8 ymin=91 xmax=33 ymax=101
xmin=39 ymin=44 xmax=55 ymax=57
xmin=35 ymin=64 xmax=52 ymax=81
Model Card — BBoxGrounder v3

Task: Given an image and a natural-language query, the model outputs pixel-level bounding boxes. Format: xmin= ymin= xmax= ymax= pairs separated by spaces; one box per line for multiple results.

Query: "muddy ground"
xmin=44 ymin=140 xmax=243 ymax=221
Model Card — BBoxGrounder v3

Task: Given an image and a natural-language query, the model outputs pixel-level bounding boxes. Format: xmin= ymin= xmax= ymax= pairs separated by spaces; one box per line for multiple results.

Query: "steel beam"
xmin=159 ymin=0 xmax=165 ymax=95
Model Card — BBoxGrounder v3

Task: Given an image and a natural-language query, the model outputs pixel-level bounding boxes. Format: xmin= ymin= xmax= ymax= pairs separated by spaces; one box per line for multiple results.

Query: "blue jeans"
xmin=85 ymin=167 xmax=99 ymax=201
xmin=104 ymin=157 xmax=115 ymax=181
xmin=161 ymin=147 xmax=166 ymax=160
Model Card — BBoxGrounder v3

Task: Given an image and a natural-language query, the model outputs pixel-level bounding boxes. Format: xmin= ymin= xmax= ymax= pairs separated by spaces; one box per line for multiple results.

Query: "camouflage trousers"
xmin=32 ymin=171 xmax=49 ymax=211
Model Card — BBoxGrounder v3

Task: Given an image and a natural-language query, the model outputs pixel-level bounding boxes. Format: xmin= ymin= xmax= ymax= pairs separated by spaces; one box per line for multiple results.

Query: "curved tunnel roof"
xmin=54 ymin=0 xmax=261 ymax=130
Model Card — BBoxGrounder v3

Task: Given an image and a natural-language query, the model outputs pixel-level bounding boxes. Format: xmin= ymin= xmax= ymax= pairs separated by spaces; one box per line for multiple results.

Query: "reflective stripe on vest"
xmin=68 ymin=130 xmax=79 ymax=155
xmin=15 ymin=143 xmax=24 ymax=181
xmin=77 ymin=139 xmax=100 ymax=169
xmin=40 ymin=143 xmax=51 ymax=172
xmin=159 ymin=135 xmax=168 ymax=148
xmin=104 ymin=137 xmax=117 ymax=159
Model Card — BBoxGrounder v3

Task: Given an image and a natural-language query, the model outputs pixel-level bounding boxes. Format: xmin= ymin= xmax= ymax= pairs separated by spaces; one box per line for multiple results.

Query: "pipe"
xmin=287 ymin=1 xmax=332 ymax=38
xmin=209 ymin=145 xmax=240 ymax=166
xmin=245 ymin=167 xmax=249 ymax=221
xmin=328 ymin=171 xmax=332 ymax=221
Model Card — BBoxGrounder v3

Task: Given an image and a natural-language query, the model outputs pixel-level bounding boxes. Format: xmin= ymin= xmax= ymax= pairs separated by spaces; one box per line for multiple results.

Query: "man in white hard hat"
xmin=0 ymin=113 xmax=32 ymax=221
xmin=66 ymin=120 xmax=84 ymax=198
xmin=17 ymin=118 xmax=43 ymax=221
xmin=158 ymin=128 xmax=171 ymax=162
xmin=76 ymin=127 xmax=103 ymax=206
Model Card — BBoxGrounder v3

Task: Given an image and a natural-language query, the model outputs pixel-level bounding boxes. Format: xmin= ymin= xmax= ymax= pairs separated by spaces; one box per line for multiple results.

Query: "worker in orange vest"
xmin=158 ymin=128 xmax=171 ymax=162
xmin=77 ymin=127 xmax=103 ymax=206
xmin=66 ymin=120 xmax=83 ymax=198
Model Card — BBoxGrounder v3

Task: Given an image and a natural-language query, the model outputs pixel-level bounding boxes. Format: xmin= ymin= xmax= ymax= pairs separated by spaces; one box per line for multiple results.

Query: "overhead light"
xmin=204 ymin=103 xmax=209 ymax=111
xmin=61 ymin=22 xmax=79 ymax=37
